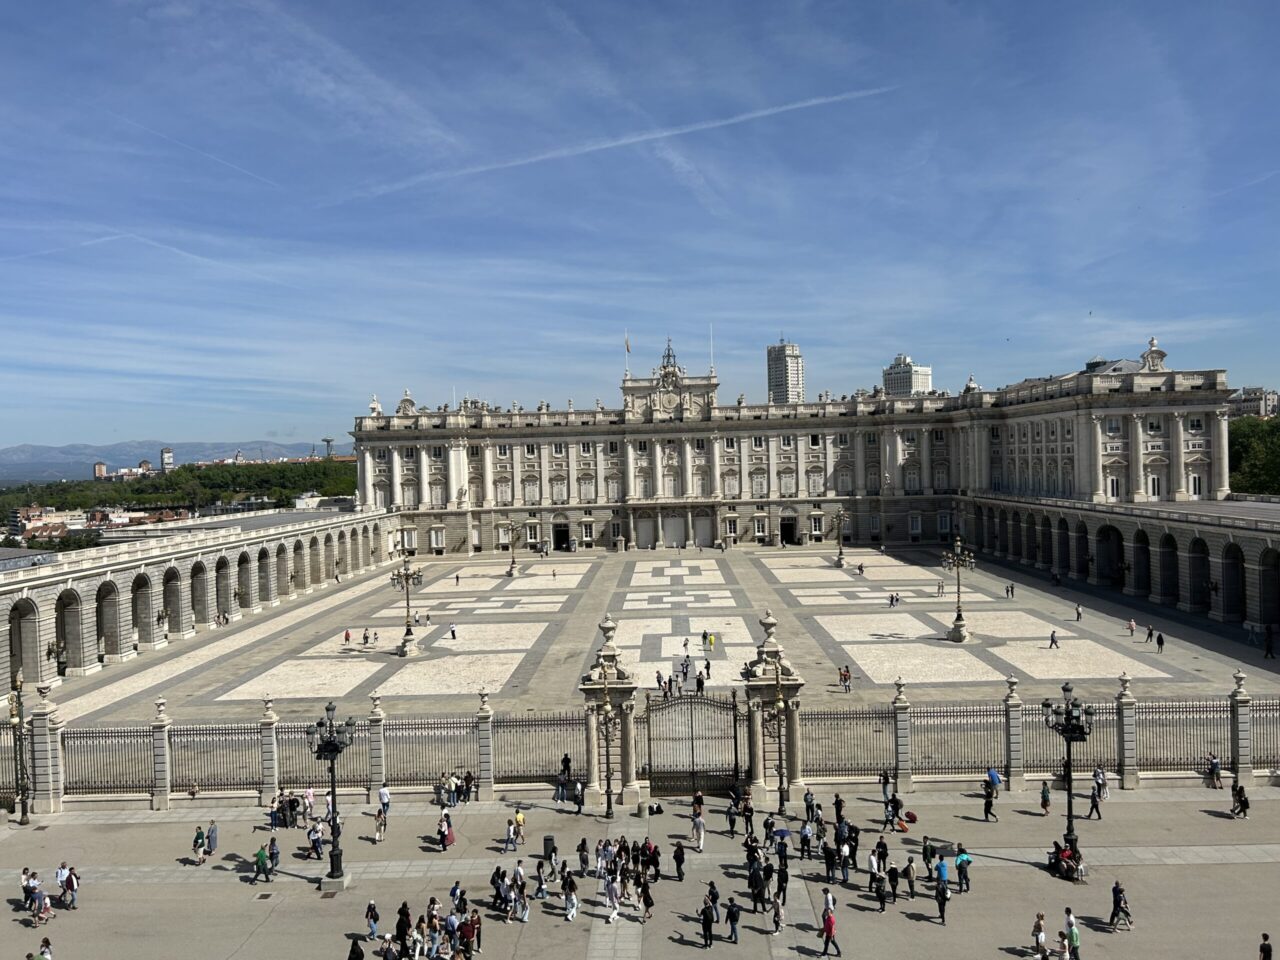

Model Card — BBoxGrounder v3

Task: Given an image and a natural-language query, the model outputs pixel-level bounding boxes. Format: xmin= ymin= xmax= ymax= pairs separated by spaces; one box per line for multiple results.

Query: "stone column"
xmin=1003 ymin=676 xmax=1023 ymax=789
xmin=241 ymin=560 xmax=261 ymax=615
xmin=389 ymin=444 xmax=403 ymax=507
xmin=748 ymin=700 xmax=766 ymax=791
xmin=1091 ymin=415 xmax=1106 ymax=501
xmin=1171 ymin=413 xmax=1188 ymax=501
xmin=260 ymin=562 xmax=278 ymax=608
xmin=476 ymin=691 xmax=495 ymax=801
xmin=682 ymin=438 xmax=693 ymax=498
xmin=892 ymin=678 xmax=913 ymax=793
xmin=785 ymin=696 xmax=805 ymax=797
xmin=567 ymin=443 xmax=578 ymax=505
xmin=359 ymin=447 xmax=375 ymax=508
xmin=584 ymin=704 xmax=601 ymax=805
xmin=1115 ymin=673 xmax=1138 ymax=790
xmin=978 ymin=425 xmax=991 ymax=492
xmin=711 ymin=435 xmax=723 ymax=497
xmin=855 ymin=429 xmax=868 ymax=496
xmin=418 ymin=446 xmax=430 ymax=507
xmin=1129 ymin=414 xmax=1147 ymax=502
xmin=260 ymin=696 xmax=280 ymax=804
xmin=1212 ymin=411 xmax=1230 ymax=499
xmin=823 ymin=434 xmax=835 ymax=496
xmin=151 ymin=696 xmax=172 ymax=811
xmin=539 ymin=442 xmax=551 ymax=505
xmin=1230 ymin=669 xmax=1252 ymax=783
xmin=651 ymin=437 xmax=663 ymax=497
xmin=620 ymin=699 xmax=640 ymax=803
xmin=29 ymin=686 xmax=64 ymax=814
xmin=595 ymin=439 xmax=606 ymax=504
xmin=767 ymin=436 xmax=779 ymax=498
xmin=103 ymin=584 xmax=135 ymax=664
xmin=451 ymin=441 xmax=470 ymax=509
xmin=920 ymin=427 xmax=933 ymax=495
xmin=481 ymin=443 xmax=495 ymax=507
xmin=624 ymin=438 xmax=636 ymax=499
xmin=167 ymin=576 xmax=194 ymax=639
xmin=68 ymin=600 xmax=101 ymax=677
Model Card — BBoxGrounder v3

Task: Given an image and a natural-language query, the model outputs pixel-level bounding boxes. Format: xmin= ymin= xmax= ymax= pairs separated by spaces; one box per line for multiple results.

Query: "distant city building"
xmin=1228 ymin=386 xmax=1278 ymax=419
xmin=93 ymin=461 xmax=107 ymax=479
xmin=161 ymin=447 xmax=174 ymax=472
xmin=883 ymin=353 xmax=933 ymax=396
xmin=766 ymin=338 xmax=805 ymax=403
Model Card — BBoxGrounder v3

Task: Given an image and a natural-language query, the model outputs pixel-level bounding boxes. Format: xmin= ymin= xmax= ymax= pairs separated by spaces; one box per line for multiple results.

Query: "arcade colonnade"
xmin=2 ymin=513 xmax=390 ymax=689
xmin=967 ymin=498 xmax=1280 ymax=630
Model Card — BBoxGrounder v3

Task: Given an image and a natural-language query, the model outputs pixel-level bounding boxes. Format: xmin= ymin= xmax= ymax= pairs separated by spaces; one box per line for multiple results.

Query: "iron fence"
xmin=1134 ymin=699 xmax=1231 ymax=773
xmin=170 ymin=723 xmax=263 ymax=793
xmin=62 ymin=726 xmax=153 ymax=796
xmin=493 ymin=711 xmax=585 ymax=784
xmin=0 ymin=724 xmax=15 ymax=810
xmin=276 ymin=720 xmax=371 ymax=790
xmin=910 ymin=702 xmax=1006 ymax=777
xmin=800 ymin=707 xmax=894 ymax=778
xmin=1022 ymin=702 xmax=1119 ymax=777
xmin=383 ymin=716 xmax=479 ymax=787
xmin=1252 ymin=699 xmax=1280 ymax=771
xmin=639 ymin=692 xmax=746 ymax=796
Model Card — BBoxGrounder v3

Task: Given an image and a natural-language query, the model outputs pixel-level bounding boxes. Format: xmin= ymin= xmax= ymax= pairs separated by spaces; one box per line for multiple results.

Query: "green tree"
xmin=1228 ymin=416 xmax=1280 ymax=495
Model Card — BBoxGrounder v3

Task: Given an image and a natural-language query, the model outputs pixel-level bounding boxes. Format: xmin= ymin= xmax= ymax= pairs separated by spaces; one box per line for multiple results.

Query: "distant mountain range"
xmin=0 ymin=440 xmax=354 ymax=485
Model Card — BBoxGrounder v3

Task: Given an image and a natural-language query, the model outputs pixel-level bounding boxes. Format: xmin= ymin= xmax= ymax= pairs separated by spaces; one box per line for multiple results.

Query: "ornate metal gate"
xmin=640 ymin=691 xmax=746 ymax=796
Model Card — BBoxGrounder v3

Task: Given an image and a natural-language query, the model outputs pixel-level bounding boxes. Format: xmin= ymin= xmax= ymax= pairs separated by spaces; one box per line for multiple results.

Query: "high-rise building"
xmin=766 ymin=338 xmax=805 ymax=403
xmin=160 ymin=447 xmax=174 ymax=473
xmin=883 ymin=353 xmax=932 ymax=396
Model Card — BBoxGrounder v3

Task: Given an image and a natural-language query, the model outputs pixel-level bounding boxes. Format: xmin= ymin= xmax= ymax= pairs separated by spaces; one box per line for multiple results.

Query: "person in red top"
xmin=820 ymin=906 xmax=841 ymax=956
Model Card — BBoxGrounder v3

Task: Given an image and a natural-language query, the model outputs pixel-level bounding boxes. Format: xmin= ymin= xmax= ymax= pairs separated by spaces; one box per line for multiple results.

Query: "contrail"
xmin=105 ymin=110 xmax=280 ymax=187
xmin=0 ymin=234 xmax=131 ymax=263
xmin=350 ymin=85 xmax=896 ymax=201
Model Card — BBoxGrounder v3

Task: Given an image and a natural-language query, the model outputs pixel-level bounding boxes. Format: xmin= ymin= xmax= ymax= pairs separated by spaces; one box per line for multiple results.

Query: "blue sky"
xmin=2 ymin=1 xmax=1277 ymax=446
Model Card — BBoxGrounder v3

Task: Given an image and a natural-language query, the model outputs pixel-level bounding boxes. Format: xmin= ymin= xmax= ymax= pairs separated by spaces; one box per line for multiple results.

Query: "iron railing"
xmin=1134 ymin=699 xmax=1231 ymax=773
xmin=383 ymin=716 xmax=479 ymax=787
xmin=276 ymin=720 xmax=371 ymax=790
xmin=0 ymin=724 xmax=15 ymax=810
xmin=493 ymin=712 xmax=585 ymax=784
xmin=910 ymin=702 xmax=1006 ymax=777
xmin=1251 ymin=698 xmax=1280 ymax=771
xmin=171 ymin=723 xmax=263 ymax=793
xmin=800 ymin=707 xmax=894 ymax=778
xmin=62 ymin=726 xmax=153 ymax=796
xmin=1022 ymin=702 xmax=1119 ymax=777
xmin=640 ymin=692 xmax=746 ymax=796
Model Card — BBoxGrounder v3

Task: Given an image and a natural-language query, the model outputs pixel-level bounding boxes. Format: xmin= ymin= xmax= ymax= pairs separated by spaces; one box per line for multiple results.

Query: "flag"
xmin=625 ymin=334 xmax=631 ymax=354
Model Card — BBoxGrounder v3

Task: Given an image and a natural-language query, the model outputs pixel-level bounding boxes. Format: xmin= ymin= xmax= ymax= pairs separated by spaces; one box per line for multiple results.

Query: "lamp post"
xmin=941 ymin=535 xmax=976 ymax=642
xmin=834 ymin=506 xmax=847 ymax=567
xmin=761 ymin=659 xmax=788 ymax=815
xmin=1041 ymin=681 xmax=1094 ymax=853
xmin=599 ymin=663 xmax=620 ymax=820
xmin=388 ymin=536 xmax=424 ymax=657
xmin=7 ymin=669 xmax=30 ymax=824
xmin=306 ymin=701 xmax=356 ymax=883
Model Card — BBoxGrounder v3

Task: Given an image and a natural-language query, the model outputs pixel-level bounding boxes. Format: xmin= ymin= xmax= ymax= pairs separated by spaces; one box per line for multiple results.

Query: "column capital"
xmin=1171 ymin=411 xmax=1185 ymax=422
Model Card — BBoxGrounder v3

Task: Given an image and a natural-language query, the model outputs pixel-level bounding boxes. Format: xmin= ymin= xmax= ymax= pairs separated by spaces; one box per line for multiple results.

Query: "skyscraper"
xmin=883 ymin=353 xmax=932 ymax=396
xmin=766 ymin=338 xmax=805 ymax=403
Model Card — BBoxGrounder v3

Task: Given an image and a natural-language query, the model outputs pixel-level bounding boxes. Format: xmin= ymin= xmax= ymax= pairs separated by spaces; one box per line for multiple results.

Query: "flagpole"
xmin=624 ymin=328 xmax=631 ymax=378
xmin=709 ymin=322 xmax=715 ymax=374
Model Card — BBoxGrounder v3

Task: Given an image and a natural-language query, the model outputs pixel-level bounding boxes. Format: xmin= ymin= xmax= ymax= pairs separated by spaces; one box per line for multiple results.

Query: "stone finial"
xmin=1232 ymin=669 xmax=1248 ymax=697
xmin=598 ymin=612 xmax=617 ymax=647
xmin=1117 ymin=672 xmax=1133 ymax=699
xmin=892 ymin=676 xmax=908 ymax=705
xmin=37 ymin=684 xmax=52 ymax=704
xmin=154 ymin=696 xmax=167 ymax=718
xmin=369 ymin=691 xmax=384 ymax=719
xmin=1003 ymin=674 xmax=1020 ymax=701
xmin=478 ymin=688 xmax=491 ymax=713
xmin=759 ymin=609 xmax=778 ymax=642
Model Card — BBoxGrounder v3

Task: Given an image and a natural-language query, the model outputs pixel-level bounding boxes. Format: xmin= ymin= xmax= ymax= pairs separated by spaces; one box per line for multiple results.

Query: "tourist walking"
xmin=365 ymin=900 xmax=380 ymax=941
xmin=1075 ymin=604 xmax=1083 ymax=622
xmin=1041 ymin=780 xmax=1052 ymax=816
xmin=251 ymin=844 xmax=271 ymax=884
xmin=1085 ymin=783 xmax=1103 ymax=819
xmin=698 ymin=900 xmax=715 ymax=948
xmin=1157 ymin=632 xmax=1165 ymax=653
xmin=820 ymin=906 xmax=841 ymax=955
xmin=1032 ymin=911 xmax=1047 ymax=956
xmin=934 ymin=876 xmax=949 ymax=925
xmin=1049 ymin=630 xmax=1060 ymax=649
xmin=983 ymin=780 xmax=999 ymax=822
xmin=1110 ymin=880 xmax=1134 ymax=929
xmin=206 ymin=820 xmax=219 ymax=862
xmin=192 ymin=824 xmax=206 ymax=865
xmin=1126 ymin=618 xmax=1136 ymax=636
xmin=1146 ymin=624 xmax=1154 ymax=642
xmin=449 ymin=622 xmax=457 ymax=640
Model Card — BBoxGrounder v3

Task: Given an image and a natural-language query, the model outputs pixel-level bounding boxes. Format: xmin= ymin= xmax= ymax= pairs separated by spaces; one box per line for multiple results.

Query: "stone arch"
xmin=96 ymin=580 xmax=121 ymax=658
xmin=132 ymin=574 xmax=155 ymax=645
xmin=1023 ymin=513 xmax=1038 ymax=564
xmin=985 ymin=509 xmax=997 ymax=551
xmin=228 ymin=551 xmax=248 ymax=611
xmin=55 ymin=588 xmax=84 ymax=675
xmin=1094 ymin=525 xmax=1125 ymax=590
xmin=1156 ymin=534 xmax=1180 ymax=605
xmin=373 ymin=480 xmax=389 ymax=508
xmin=1259 ymin=548 xmax=1280 ymax=628
xmin=292 ymin=539 xmax=306 ymax=592
xmin=1132 ymin=530 xmax=1151 ymax=597
xmin=275 ymin=544 xmax=289 ymax=597
xmin=190 ymin=560 xmax=211 ymax=627
xmin=162 ymin=567 xmax=182 ymax=633
xmin=256 ymin=548 xmax=270 ymax=605
xmin=324 ymin=533 xmax=336 ymax=581
xmin=308 ymin=535 xmax=322 ymax=585
xmin=1056 ymin=518 xmax=1070 ymax=574
xmin=337 ymin=530 xmax=349 ymax=575
xmin=1221 ymin=542 xmax=1246 ymax=623
xmin=360 ymin=526 xmax=372 ymax=569
xmin=7 ymin=597 xmax=41 ymax=687
xmin=1039 ymin=516 xmax=1053 ymax=568
xmin=1073 ymin=522 xmax=1090 ymax=580
xmin=372 ymin=523 xmax=383 ymax=562
xmin=215 ymin=556 xmax=232 ymax=618
xmin=1187 ymin=538 xmax=1210 ymax=611
xmin=1010 ymin=511 xmax=1023 ymax=559
xmin=997 ymin=510 xmax=1009 ymax=555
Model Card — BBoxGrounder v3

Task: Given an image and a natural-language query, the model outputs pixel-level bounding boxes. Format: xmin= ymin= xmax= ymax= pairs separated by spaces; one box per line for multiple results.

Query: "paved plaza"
xmin=43 ymin=544 xmax=1280 ymax=725
xmin=4 ymin=784 xmax=1277 ymax=959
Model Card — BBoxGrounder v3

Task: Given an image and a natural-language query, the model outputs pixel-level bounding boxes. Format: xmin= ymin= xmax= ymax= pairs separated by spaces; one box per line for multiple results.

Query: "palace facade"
xmin=351 ymin=338 xmax=1233 ymax=557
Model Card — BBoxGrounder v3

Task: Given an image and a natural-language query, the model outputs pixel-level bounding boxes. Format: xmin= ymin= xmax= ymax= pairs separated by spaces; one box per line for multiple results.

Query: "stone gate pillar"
xmin=1003 ymin=675 xmax=1024 ymax=789
xmin=578 ymin=612 xmax=642 ymax=810
xmin=260 ymin=696 xmax=280 ymax=804
xmin=151 ymin=697 xmax=172 ymax=811
xmin=475 ymin=691 xmax=495 ymax=801
xmin=892 ymin=678 xmax=913 ymax=793
xmin=1115 ymin=672 xmax=1139 ymax=790
xmin=741 ymin=610 xmax=806 ymax=808
xmin=583 ymin=704 xmax=601 ymax=805
xmin=30 ymin=685 xmax=64 ymax=814
xmin=1230 ymin=669 xmax=1252 ymax=783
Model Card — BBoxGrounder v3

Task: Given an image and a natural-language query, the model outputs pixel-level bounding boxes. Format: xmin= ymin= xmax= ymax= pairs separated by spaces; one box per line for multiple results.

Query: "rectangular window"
xmin=905 ymin=431 xmax=916 ymax=444
xmin=694 ymin=438 xmax=706 ymax=452
xmin=1149 ymin=475 xmax=1162 ymax=498
xmin=809 ymin=434 xmax=821 ymax=448
xmin=781 ymin=435 xmax=793 ymax=449
xmin=909 ymin=515 xmax=922 ymax=535
xmin=580 ymin=441 xmax=591 ymax=455
xmin=611 ymin=521 xmax=622 ymax=540
xmin=867 ymin=432 xmax=879 ymax=446
xmin=1147 ymin=420 xmax=1162 ymax=433
xmin=754 ymin=518 xmax=767 ymax=538
xmin=989 ymin=427 xmax=1000 ymax=440
xmin=838 ymin=433 xmax=849 ymax=446
xmin=726 ymin=518 xmax=738 ymax=537
xmin=496 ymin=444 xmax=510 ymax=458
xmin=1189 ymin=417 xmax=1203 ymax=432
xmin=933 ymin=429 xmax=945 ymax=443
xmin=524 ymin=444 xmax=537 ymax=457
xmin=1106 ymin=418 xmax=1121 ymax=435
xmin=429 ymin=529 xmax=445 ymax=550
xmin=753 ymin=436 xmax=765 ymax=450
xmin=870 ymin=515 xmax=881 ymax=534
xmin=724 ymin=437 xmax=737 ymax=450
xmin=552 ymin=443 xmax=565 ymax=457
xmin=1108 ymin=476 xmax=1121 ymax=499
xmin=606 ymin=478 xmax=621 ymax=500
xmin=468 ymin=445 xmax=480 ymax=458
xmin=431 ymin=446 xmax=444 ymax=459
xmin=526 ymin=524 xmax=540 ymax=544
xmin=375 ymin=448 xmax=388 ymax=462
xmin=582 ymin=522 xmax=594 ymax=541
xmin=608 ymin=440 xmax=619 ymax=455
xmin=810 ymin=516 xmax=823 ymax=535
xmin=751 ymin=474 xmax=767 ymax=497
xmin=637 ymin=441 xmax=649 ymax=453
xmin=471 ymin=524 xmax=481 ymax=550
xmin=938 ymin=513 xmax=951 ymax=533
xmin=497 ymin=526 xmax=511 ymax=545
xmin=1190 ymin=473 xmax=1203 ymax=496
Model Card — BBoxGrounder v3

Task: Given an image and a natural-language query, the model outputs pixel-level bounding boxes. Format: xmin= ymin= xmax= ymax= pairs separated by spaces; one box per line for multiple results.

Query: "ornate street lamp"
xmin=941 ymin=535 xmax=976 ymax=642
xmin=1041 ymin=681 xmax=1094 ymax=854
xmin=388 ymin=543 xmax=424 ymax=658
xmin=599 ymin=662 xmax=620 ymax=820
xmin=306 ymin=701 xmax=357 ymax=882
xmin=834 ymin=506 xmax=847 ymax=567
xmin=761 ymin=659 xmax=788 ymax=815
xmin=7 ymin=669 xmax=30 ymax=825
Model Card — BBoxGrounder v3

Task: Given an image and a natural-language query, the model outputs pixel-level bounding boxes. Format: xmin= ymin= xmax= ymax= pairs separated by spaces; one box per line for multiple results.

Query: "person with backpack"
xmin=955 ymin=846 xmax=973 ymax=893
xmin=724 ymin=897 xmax=741 ymax=943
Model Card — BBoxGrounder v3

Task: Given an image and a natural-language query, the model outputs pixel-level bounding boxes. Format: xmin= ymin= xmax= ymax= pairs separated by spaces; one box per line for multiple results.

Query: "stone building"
xmin=766 ymin=338 xmax=805 ymax=404
xmin=351 ymin=337 xmax=1235 ymax=558
xmin=882 ymin=352 xmax=933 ymax=396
